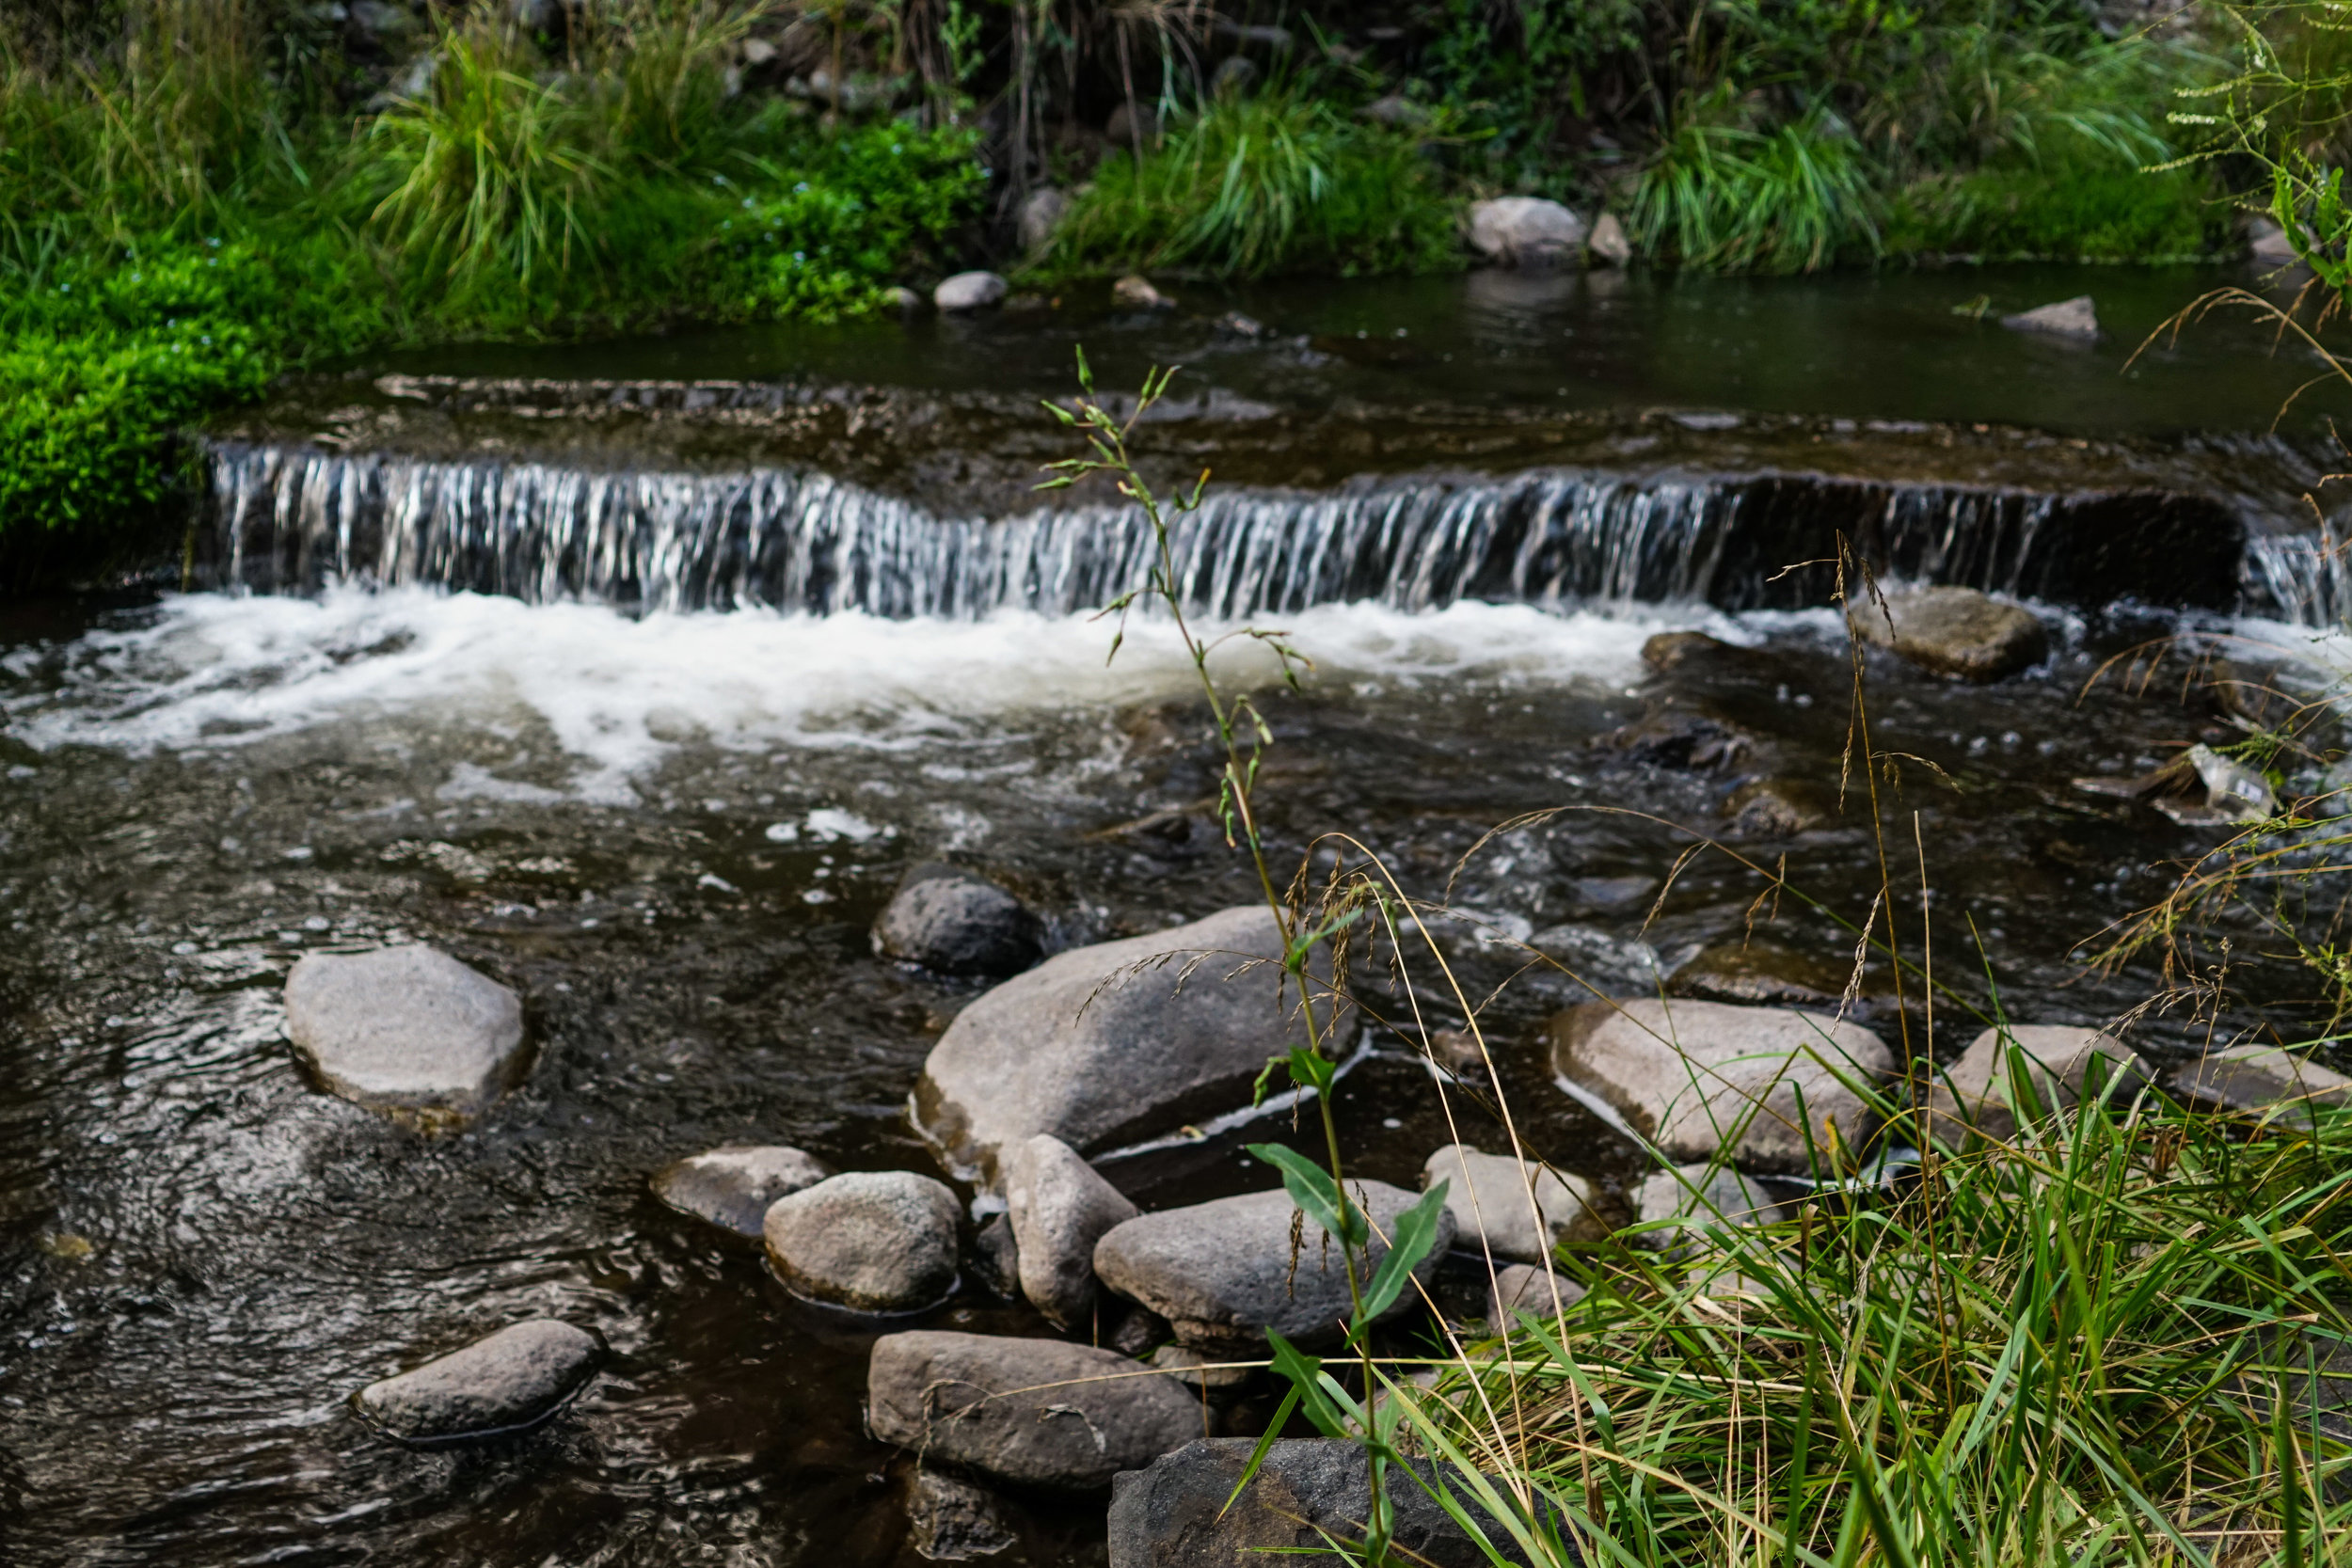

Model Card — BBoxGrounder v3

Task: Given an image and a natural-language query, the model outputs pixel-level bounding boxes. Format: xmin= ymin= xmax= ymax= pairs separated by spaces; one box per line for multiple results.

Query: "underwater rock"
xmin=283 ymin=944 xmax=526 ymax=1128
xmin=353 ymin=1319 xmax=601 ymax=1447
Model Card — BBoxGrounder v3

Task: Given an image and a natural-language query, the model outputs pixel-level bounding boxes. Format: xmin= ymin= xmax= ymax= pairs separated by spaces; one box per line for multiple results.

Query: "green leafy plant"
xmin=1629 ymin=103 xmax=1884 ymax=273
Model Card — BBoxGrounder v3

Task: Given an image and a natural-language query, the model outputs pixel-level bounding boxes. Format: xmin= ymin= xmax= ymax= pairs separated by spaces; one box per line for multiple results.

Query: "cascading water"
xmin=2242 ymin=528 xmax=2352 ymax=627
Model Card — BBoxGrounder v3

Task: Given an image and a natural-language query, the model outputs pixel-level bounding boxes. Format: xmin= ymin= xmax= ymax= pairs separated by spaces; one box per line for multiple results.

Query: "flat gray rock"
xmin=934 ymin=271 xmax=1008 ymax=311
xmin=650 ymin=1144 xmax=830 ymax=1237
xmin=1106 ymin=1438 xmax=1544 ymax=1568
xmin=1422 ymin=1144 xmax=1599 ymax=1262
xmin=1924 ymin=1024 xmax=2147 ymax=1146
xmin=2002 ymin=294 xmax=2098 ymax=339
xmin=353 ymin=1319 xmax=601 ymax=1446
xmin=876 ymin=864 xmax=1041 ymax=977
xmin=284 ymin=945 xmax=526 ymax=1127
xmin=2172 ymin=1043 xmax=2352 ymax=1127
xmin=1006 ymin=1134 xmax=1138 ymax=1330
xmin=914 ymin=906 xmax=1322 ymax=1180
xmin=1550 ymin=998 xmax=1892 ymax=1173
xmin=1849 ymin=586 xmax=2049 ymax=682
xmin=1092 ymin=1181 xmax=1452 ymax=1354
xmin=764 ymin=1170 xmax=961 ymax=1311
xmin=867 ymin=1330 xmax=1198 ymax=1490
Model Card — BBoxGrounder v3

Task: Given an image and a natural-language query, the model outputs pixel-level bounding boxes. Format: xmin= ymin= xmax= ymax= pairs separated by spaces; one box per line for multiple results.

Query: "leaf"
xmin=1285 ymin=1045 xmax=1337 ymax=1095
xmin=1251 ymin=1053 xmax=1287 ymax=1108
xmin=1040 ymin=397 xmax=1076 ymax=425
xmin=1265 ymin=1328 xmax=1355 ymax=1438
xmin=1352 ymin=1179 xmax=1450 ymax=1335
xmin=1247 ymin=1142 xmax=1367 ymax=1247
xmin=1074 ymin=342 xmax=1093 ymax=394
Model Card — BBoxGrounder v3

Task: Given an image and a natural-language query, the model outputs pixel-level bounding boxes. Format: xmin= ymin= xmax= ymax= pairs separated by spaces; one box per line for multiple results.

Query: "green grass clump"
xmin=1888 ymin=159 xmax=2225 ymax=261
xmin=1049 ymin=90 xmax=1460 ymax=279
xmin=1629 ymin=107 xmax=1883 ymax=274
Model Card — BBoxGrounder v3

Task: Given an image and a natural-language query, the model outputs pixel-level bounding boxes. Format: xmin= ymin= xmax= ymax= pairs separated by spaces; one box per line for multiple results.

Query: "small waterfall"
xmin=2242 ymin=528 xmax=2351 ymax=626
xmin=200 ymin=442 xmax=2250 ymax=618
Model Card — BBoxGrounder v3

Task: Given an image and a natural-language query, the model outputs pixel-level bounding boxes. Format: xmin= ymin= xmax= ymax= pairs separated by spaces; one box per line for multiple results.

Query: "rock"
xmin=353 ymin=1320 xmax=601 ymax=1447
xmin=935 ymin=271 xmax=1008 ymax=312
xmin=1092 ymin=1182 xmax=1452 ymax=1354
xmin=875 ymin=864 xmax=1042 ymax=977
xmin=650 ymin=1144 xmax=830 ymax=1238
xmin=914 ymin=906 xmax=1322 ymax=1180
xmin=1849 ymin=586 xmax=2049 ymax=682
xmin=2173 ymin=1043 xmax=2352 ymax=1125
xmin=1018 ymin=187 xmax=1070 ymax=254
xmin=1527 ymin=924 xmax=1666 ymax=996
xmin=1468 ymin=198 xmax=1587 ymax=266
xmin=1641 ymin=629 xmax=1743 ymax=671
xmin=1923 ymin=1024 xmax=2147 ymax=1147
xmin=1005 ymin=1134 xmax=1139 ymax=1330
xmin=1631 ymin=1164 xmax=1782 ymax=1258
xmin=1549 ymin=998 xmax=1892 ymax=1172
xmin=1150 ymin=1343 xmax=1254 ymax=1399
xmin=1605 ymin=709 xmax=1752 ymax=769
xmin=1107 ymin=1438 xmax=1542 ymax=1568
xmin=1359 ymin=94 xmax=1429 ymax=129
xmin=1670 ymin=940 xmax=1845 ymax=1009
xmin=1421 ymin=1144 xmax=1599 ymax=1261
xmin=1215 ymin=310 xmax=1269 ymax=339
xmin=1588 ymin=211 xmax=1633 ymax=266
xmin=763 ymin=1170 xmax=961 ymax=1311
xmin=1105 ymin=100 xmax=1161 ymax=150
xmin=1488 ymin=1260 xmax=1585 ymax=1325
xmin=2250 ymin=216 xmax=2303 ymax=266
xmin=972 ymin=1212 xmax=1023 ymax=1298
xmin=884 ymin=284 xmax=924 ymax=312
xmin=283 ymin=945 xmax=527 ymax=1128
xmin=906 ymin=1466 xmax=1020 ymax=1561
xmin=1724 ymin=778 xmax=1836 ymax=837
xmin=2001 ymin=294 xmax=2099 ymax=340
xmin=1569 ymin=876 xmax=1657 ymax=912
xmin=1109 ymin=1303 xmax=1174 ymax=1356
xmin=1114 ymin=275 xmax=1176 ymax=310
xmin=1210 ymin=55 xmax=1260 ymax=97
xmin=867 ymin=1331 xmax=1198 ymax=1489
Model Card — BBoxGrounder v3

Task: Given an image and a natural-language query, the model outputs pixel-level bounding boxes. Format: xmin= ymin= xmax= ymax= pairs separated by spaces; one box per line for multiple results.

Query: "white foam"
xmin=5 ymin=588 xmax=1700 ymax=799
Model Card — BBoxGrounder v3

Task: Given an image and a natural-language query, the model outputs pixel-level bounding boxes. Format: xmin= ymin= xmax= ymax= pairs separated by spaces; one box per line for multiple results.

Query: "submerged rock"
xmin=1107 ymin=1439 xmax=1542 ymax=1568
xmin=1468 ymin=197 xmax=1586 ymax=266
xmin=2172 ymin=1042 xmax=2352 ymax=1126
xmin=1549 ymin=998 xmax=1892 ymax=1172
xmin=875 ymin=864 xmax=1042 ymax=978
xmin=867 ymin=1331 xmax=1198 ymax=1489
xmin=283 ymin=944 xmax=526 ymax=1128
xmin=906 ymin=1467 xmax=1020 ymax=1561
xmin=1005 ymin=1134 xmax=1138 ymax=1330
xmin=1091 ymin=1182 xmax=1451 ymax=1354
xmin=353 ymin=1319 xmax=601 ymax=1447
xmin=1923 ymin=1024 xmax=2148 ymax=1147
xmin=2001 ymin=294 xmax=2099 ymax=340
xmin=1849 ymin=586 xmax=2049 ymax=682
xmin=935 ymin=271 xmax=1009 ymax=312
xmin=650 ymin=1144 xmax=831 ymax=1237
xmin=1422 ymin=1144 xmax=1600 ymax=1261
xmin=763 ymin=1170 xmax=961 ymax=1311
xmin=913 ymin=906 xmax=1320 ymax=1180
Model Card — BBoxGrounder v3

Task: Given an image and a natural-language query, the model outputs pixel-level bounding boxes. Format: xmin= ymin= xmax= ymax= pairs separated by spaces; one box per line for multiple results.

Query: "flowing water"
xmin=7 ymin=265 xmax=2352 ymax=1566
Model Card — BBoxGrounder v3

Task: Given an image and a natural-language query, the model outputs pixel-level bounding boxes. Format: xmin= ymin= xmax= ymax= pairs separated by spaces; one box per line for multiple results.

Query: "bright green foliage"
xmin=1629 ymin=107 xmax=1883 ymax=273
xmin=1889 ymin=158 xmax=2223 ymax=260
xmin=1051 ymin=91 xmax=1458 ymax=279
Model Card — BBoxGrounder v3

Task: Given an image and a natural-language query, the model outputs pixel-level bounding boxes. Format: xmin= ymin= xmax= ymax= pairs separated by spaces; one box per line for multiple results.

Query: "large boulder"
xmin=1005 ymin=1134 xmax=1139 ymax=1330
xmin=1549 ymin=998 xmax=1893 ymax=1173
xmin=1107 ymin=1439 xmax=1544 ymax=1568
xmin=284 ymin=945 xmax=526 ymax=1128
xmin=913 ymin=906 xmax=1319 ymax=1180
xmin=1092 ymin=1182 xmax=1452 ymax=1354
xmin=651 ymin=1144 xmax=831 ymax=1238
xmin=867 ymin=1331 xmax=1198 ymax=1490
xmin=1468 ymin=198 xmax=1586 ymax=266
xmin=875 ymin=864 xmax=1042 ymax=978
xmin=763 ymin=1170 xmax=961 ymax=1311
xmin=1849 ymin=587 xmax=2049 ymax=682
xmin=935 ymin=271 xmax=1009 ymax=312
xmin=1923 ymin=1024 xmax=2148 ymax=1147
xmin=1421 ymin=1145 xmax=1600 ymax=1262
xmin=2173 ymin=1043 xmax=2352 ymax=1127
xmin=352 ymin=1319 xmax=601 ymax=1447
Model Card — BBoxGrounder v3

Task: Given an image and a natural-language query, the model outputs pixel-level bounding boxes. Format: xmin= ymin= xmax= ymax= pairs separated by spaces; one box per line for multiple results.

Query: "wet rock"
xmin=1641 ymin=629 xmax=1745 ymax=672
xmin=650 ymin=1144 xmax=830 ymax=1237
xmin=1107 ymin=1438 xmax=1541 ymax=1568
xmin=1488 ymin=1260 xmax=1586 ymax=1325
xmin=1421 ymin=1144 xmax=1600 ymax=1261
xmin=1724 ymin=778 xmax=1837 ymax=837
xmin=935 ymin=271 xmax=1008 ymax=312
xmin=1924 ymin=1024 xmax=2148 ymax=1147
xmin=1114 ymin=275 xmax=1176 ymax=310
xmin=1092 ymin=1182 xmax=1452 ymax=1354
xmin=1549 ymin=998 xmax=1893 ymax=1172
xmin=2173 ymin=1043 xmax=2352 ymax=1126
xmin=1468 ymin=197 xmax=1587 ymax=266
xmin=914 ymin=906 xmax=1321 ymax=1180
xmin=1670 ymin=939 xmax=1845 ymax=1008
xmin=1527 ymin=924 xmax=1665 ymax=996
xmin=1630 ymin=1164 xmax=1783 ymax=1258
xmin=283 ymin=944 xmax=526 ymax=1128
xmin=1216 ymin=310 xmax=1270 ymax=339
xmin=1105 ymin=100 xmax=1161 ymax=149
xmin=1005 ymin=1133 xmax=1139 ymax=1330
xmin=1849 ymin=586 xmax=2049 ymax=682
xmin=1605 ymin=709 xmax=1752 ymax=769
xmin=2001 ymin=294 xmax=2099 ymax=340
xmin=885 ymin=284 xmax=924 ymax=312
xmin=353 ymin=1319 xmax=601 ymax=1447
xmin=971 ymin=1212 xmax=1023 ymax=1298
xmin=906 ymin=1466 xmax=1019 ymax=1561
xmin=1588 ymin=211 xmax=1633 ymax=266
xmin=1569 ymin=876 xmax=1658 ymax=912
xmin=1018 ymin=187 xmax=1070 ymax=254
xmin=763 ymin=1170 xmax=961 ymax=1311
xmin=875 ymin=864 xmax=1042 ymax=978
xmin=1150 ymin=1343 xmax=1254 ymax=1400
xmin=867 ymin=1331 xmax=1198 ymax=1489
xmin=1109 ymin=1303 xmax=1175 ymax=1356
xmin=1359 ymin=93 xmax=1430 ymax=129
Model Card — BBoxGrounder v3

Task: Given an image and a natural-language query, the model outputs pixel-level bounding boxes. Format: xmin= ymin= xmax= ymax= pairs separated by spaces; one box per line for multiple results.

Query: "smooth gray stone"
xmin=1630 ymin=1164 xmax=1783 ymax=1261
xmin=284 ymin=944 xmax=526 ymax=1127
xmin=934 ymin=271 xmax=1008 ymax=311
xmin=2001 ymin=293 xmax=2098 ymax=339
xmin=1005 ymin=1134 xmax=1137 ymax=1330
xmin=353 ymin=1319 xmax=600 ymax=1447
xmin=971 ymin=1212 xmax=1022 ymax=1299
xmin=1849 ymin=586 xmax=2049 ymax=682
xmin=1924 ymin=1024 xmax=2147 ymax=1146
xmin=1017 ymin=187 xmax=1069 ymax=254
xmin=867 ymin=1331 xmax=1199 ymax=1490
xmin=1549 ymin=997 xmax=1892 ymax=1173
xmin=1468 ymin=197 xmax=1587 ymax=265
xmin=2173 ymin=1043 xmax=2352 ymax=1127
xmin=1488 ymin=1261 xmax=1586 ymax=1326
xmin=763 ymin=1171 xmax=961 ymax=1311
xmin=1422 ymin=1144 xmax=1599 ymax=1262
xmin=1106 ymin=1438 xmax=1548 ymax=1568
xmin=914 ymin=906 xmax=1326 ymax=1180
xmin=1092 ymin=1182 xmax=1452 ymax=1354
xmin=875 ymin=864 xmax=1041 ymax=977
xmin=650 ymin=1144 xmax=830 ymax=1237
xmin=906 ymin=1466 xmax=1019 ymax=1560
